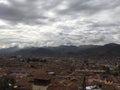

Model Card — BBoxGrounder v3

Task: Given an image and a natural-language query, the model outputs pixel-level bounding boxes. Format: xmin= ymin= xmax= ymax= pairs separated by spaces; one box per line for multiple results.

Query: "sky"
xmin=0 ymin=0 xmax=120 ymax=48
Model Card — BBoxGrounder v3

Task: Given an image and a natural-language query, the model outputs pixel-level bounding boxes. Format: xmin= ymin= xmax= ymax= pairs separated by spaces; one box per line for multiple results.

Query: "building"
xmin=32 ymin=79 xmax=51 ymax=90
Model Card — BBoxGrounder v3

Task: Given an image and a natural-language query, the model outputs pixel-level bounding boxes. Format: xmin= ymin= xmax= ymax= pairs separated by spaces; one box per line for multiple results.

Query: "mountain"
xmin=13 ymin=45 xmax=81 ymax=57
xmin=48 ymin=45 xmax=80 ymax=53
xmin=73 ymin=43 xmax=120 ymax=59
xmin=14 ymin=47 xmax=58 ymax=57
xmin=0 ymin=43 xmax=120 ymax=59
xmin=15 ymin=45 xmax=98 ymax=57
xmin=0 ymin=46 xmax=20 ymax=56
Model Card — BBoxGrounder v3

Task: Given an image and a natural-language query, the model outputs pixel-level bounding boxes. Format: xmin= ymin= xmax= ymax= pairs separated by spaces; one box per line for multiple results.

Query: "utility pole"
xmin=82 ymin=76 xmax=86 ymax=90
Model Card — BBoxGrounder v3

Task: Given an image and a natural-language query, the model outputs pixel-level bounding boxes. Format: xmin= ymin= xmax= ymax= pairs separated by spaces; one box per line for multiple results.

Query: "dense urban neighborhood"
xmin=0 ymin=52 xmax=120 ymax=90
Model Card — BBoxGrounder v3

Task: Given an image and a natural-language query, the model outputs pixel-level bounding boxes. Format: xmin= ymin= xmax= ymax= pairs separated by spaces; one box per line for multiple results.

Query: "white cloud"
xmin=0 ymin=0 xmax=10 ymax=5
xmin=0 ymin=0 xmax=120 ymax=48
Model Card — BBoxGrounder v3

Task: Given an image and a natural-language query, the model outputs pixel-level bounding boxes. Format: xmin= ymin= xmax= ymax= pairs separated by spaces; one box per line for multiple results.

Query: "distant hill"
xmin=0 ymin=43 xmax=120 ymax=59
xmin=13 ymin=45 xmax=81 ymax=57
xmin=14 ymin=47 xmax=58 ymax=57
xmin=14 ymin=45 xmax=99 ymax=57
xmin=0 ymin=46 xmax=20 ymax=56
xmin=73 ymin=43 xmax=120 ymax=59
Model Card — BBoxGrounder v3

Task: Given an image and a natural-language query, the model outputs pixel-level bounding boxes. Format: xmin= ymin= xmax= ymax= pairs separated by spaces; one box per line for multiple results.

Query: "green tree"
xmin=0 ymin=77 xmax=15 ymax=90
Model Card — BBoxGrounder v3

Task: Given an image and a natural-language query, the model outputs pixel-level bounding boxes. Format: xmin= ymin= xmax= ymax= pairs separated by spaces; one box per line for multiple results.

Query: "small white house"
xmin=32 ymin=79 xmax=51 ymax=90
xmin=32 ymin=85 xmax=48 ymax=90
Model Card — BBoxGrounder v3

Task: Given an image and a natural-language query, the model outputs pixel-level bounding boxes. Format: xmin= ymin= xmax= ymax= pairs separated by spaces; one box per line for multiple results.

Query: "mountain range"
xmin=0 ymin=43 xmax=120 ymax=59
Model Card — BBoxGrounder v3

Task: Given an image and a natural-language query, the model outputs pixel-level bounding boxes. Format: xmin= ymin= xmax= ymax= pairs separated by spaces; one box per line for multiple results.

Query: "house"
xmin=32 ymin=79 xmax=51 ymax=90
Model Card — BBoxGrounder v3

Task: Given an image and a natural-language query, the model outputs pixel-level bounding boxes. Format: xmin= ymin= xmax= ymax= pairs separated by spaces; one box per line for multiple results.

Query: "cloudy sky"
xmin=0 ymin=0 xmax=120 ymax=48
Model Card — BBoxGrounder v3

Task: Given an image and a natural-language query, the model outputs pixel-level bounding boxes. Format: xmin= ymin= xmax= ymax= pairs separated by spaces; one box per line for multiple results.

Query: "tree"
xmin=0 ymin=77 xmax=15 ymax=90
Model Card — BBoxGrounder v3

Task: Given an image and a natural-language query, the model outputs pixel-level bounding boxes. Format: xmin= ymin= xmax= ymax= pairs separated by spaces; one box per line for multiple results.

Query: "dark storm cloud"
xmin=0 ymin=0 xmax=49 ymax=25
xmin=58 ymin=0 xmax=120 ymax=15
xmin=0 ymin=0 xmax=119 ymax=25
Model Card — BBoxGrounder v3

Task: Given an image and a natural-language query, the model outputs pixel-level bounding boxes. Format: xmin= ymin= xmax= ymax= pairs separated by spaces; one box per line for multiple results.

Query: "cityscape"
xmin=0 ymin=0 xmax=120 ymax=90
xmin=0 ymin=44 xmax=120 ymax=90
